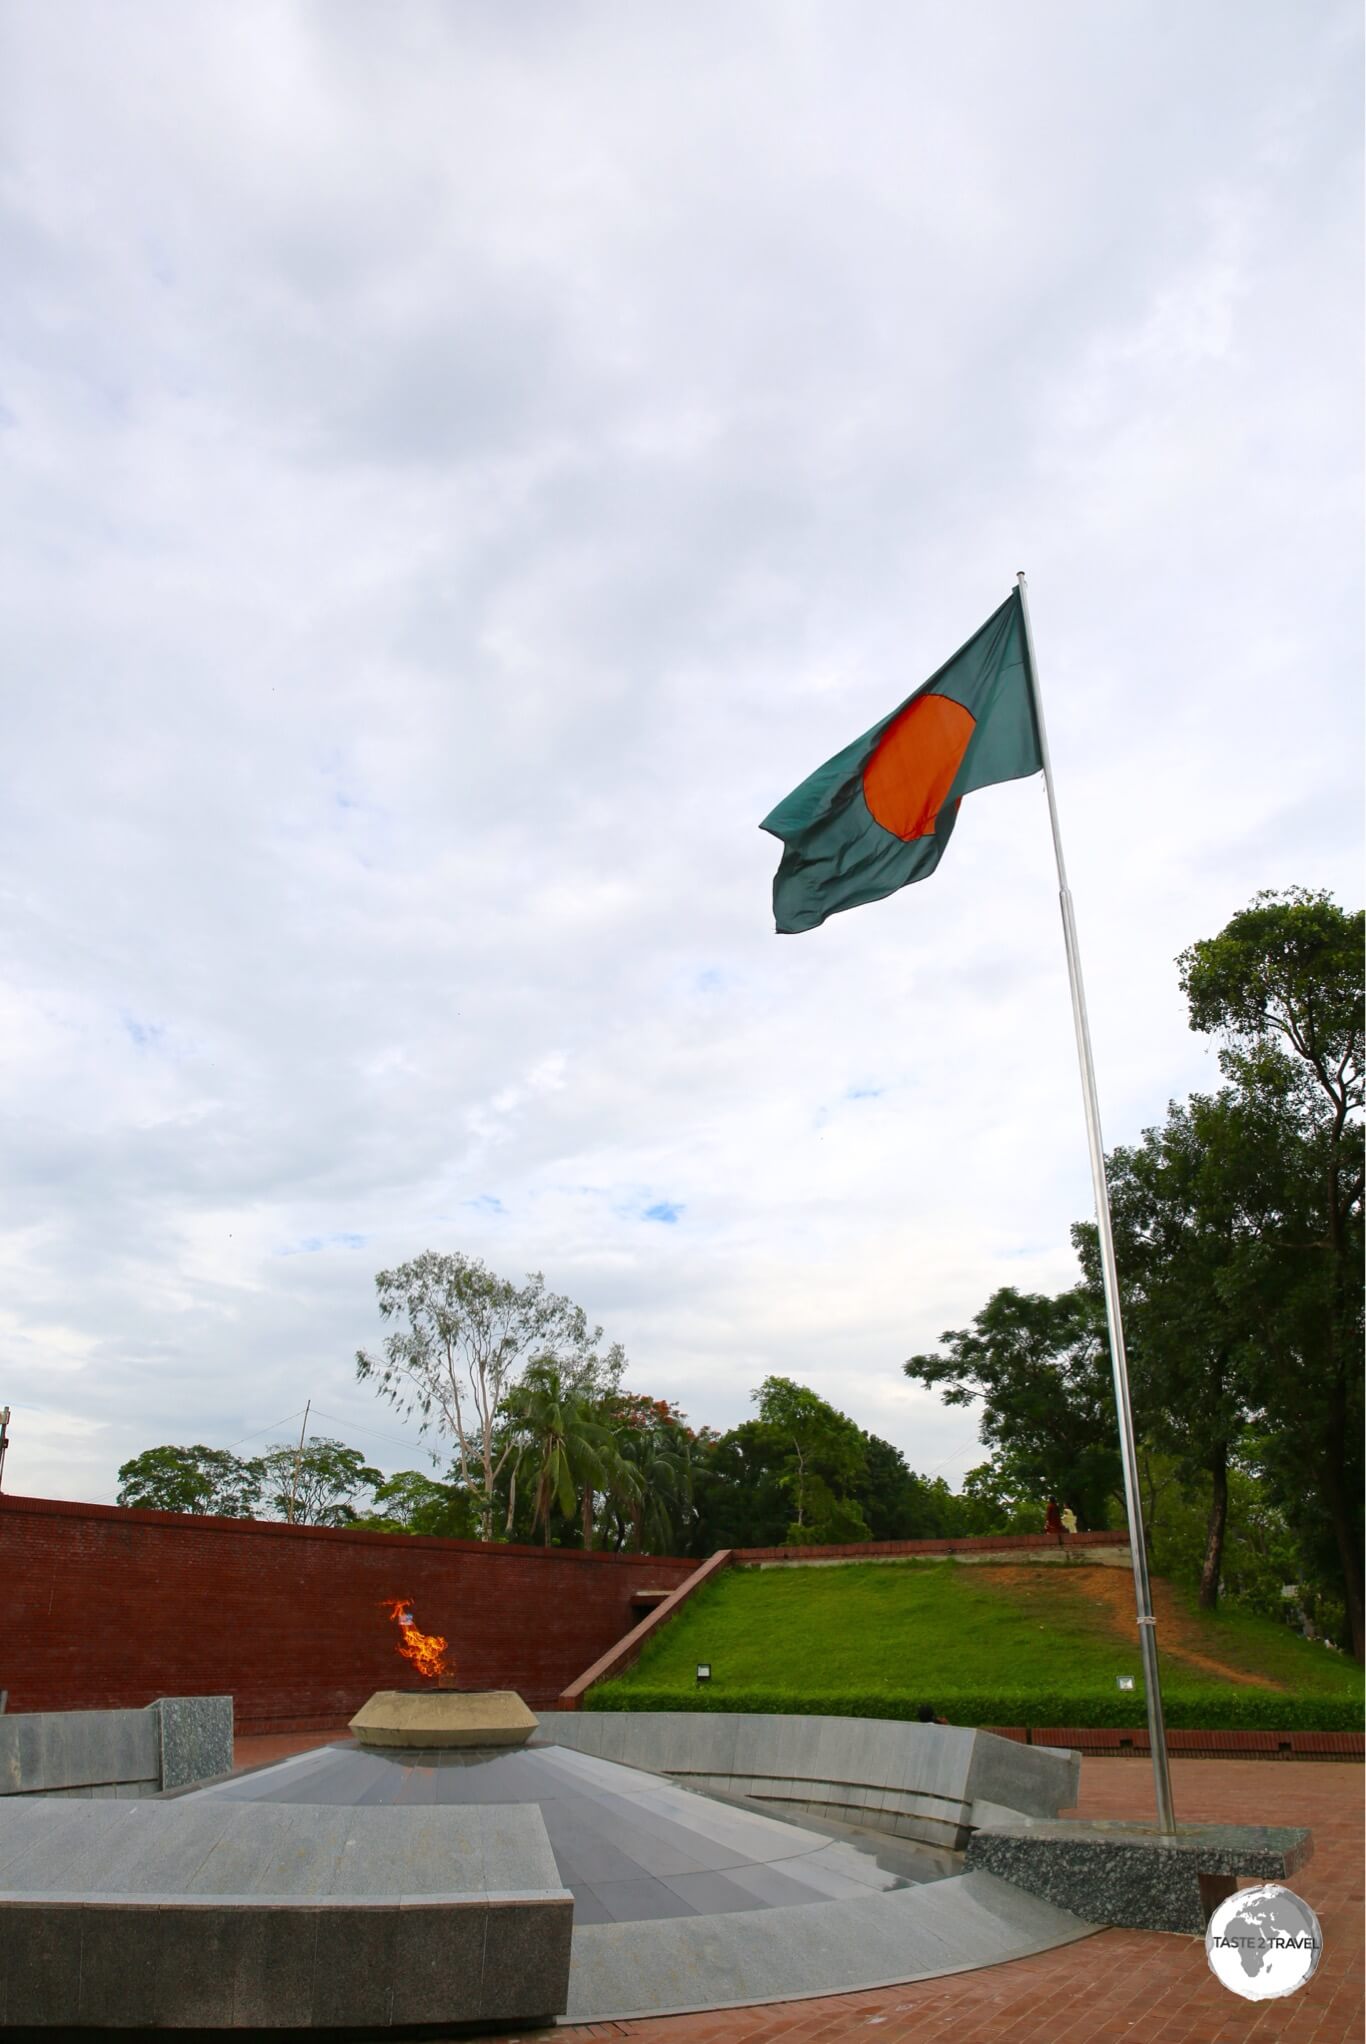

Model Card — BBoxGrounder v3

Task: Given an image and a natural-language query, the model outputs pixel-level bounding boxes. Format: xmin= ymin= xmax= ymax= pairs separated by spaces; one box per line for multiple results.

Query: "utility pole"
xmin=286 ymin=1400 xmax=310 ymax=1525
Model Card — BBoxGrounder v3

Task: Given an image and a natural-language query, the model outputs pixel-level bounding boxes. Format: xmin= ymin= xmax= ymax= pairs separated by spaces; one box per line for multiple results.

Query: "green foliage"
xmin=354 ymin=1469 xmax=482 ymax=1539
xmin=253 ymin=1436 xmax=383 ymax=1526
xmin=356 ymin=1252 xmax=627 ymax=1540
xmin=601 ymin=1394 xmax=696 ymax=1553
xmin=116 ymin=1443 xmax=261 ymax=1518
xmin=584 ymin=1684 xmax=1364 ymax=1732
xmin=749 ymin=1375 xmax=869 ymax=1541
xmin=854 ymin=1433 xmax=959 ymax=1540
xmin=688 ymin=1382 xmax=959 ymax=1553
xmin=904 ymin=1285 xmax=1121 ymax=1531
xmin=1137 ymin=1449 xmax=1299 ymax=1622
xmin=1085 ymin=1088 xmax=1275 ymax=1608
xmin=1177 ymin=888 xmax=1364 ymax=1658
xmin=500 ymin=1361 xmax=638 ymax=1548
xmin=913 ymin=888 xmax=1363 ymax=1656
xmin=959 ymin=1460 xmax=1058 ymax=1535
xmin=1177 ymin=887 xmax=1363 ymax=1078
xmin=117 ymin=1435 xmax=382 ymax=1526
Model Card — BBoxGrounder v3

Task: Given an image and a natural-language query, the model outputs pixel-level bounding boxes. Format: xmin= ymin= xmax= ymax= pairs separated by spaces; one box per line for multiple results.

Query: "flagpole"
xmin=1014 ymin=570 xmax=1177 ymax=1834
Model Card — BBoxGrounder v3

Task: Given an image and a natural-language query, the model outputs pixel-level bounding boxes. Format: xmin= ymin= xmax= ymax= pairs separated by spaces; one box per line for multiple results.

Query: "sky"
xmin=2 ymin=1 xmax=1361 ymax=1509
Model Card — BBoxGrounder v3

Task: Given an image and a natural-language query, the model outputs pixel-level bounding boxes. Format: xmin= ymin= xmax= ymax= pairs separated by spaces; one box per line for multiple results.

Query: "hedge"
xmin=583 ymin=1685 xmax=1364 ymax=1732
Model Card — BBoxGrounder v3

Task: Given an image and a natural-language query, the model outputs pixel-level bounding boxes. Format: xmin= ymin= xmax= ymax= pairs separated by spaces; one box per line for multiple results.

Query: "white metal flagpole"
xmin=1014 ymin=570 xmax=1177 ymax=1834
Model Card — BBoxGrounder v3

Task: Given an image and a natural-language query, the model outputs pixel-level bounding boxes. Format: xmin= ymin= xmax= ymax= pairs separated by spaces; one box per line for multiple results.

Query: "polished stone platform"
xmin=349 ymin=1687 xmax=538 ymax=1749
xmin=202 ymin=1735 xmax=934 ymax=1924
xmin=1 ymin=1716 xmax=1098 ymax=2026
xmin=201 ymin=1729 xmax=1096 ymax=2019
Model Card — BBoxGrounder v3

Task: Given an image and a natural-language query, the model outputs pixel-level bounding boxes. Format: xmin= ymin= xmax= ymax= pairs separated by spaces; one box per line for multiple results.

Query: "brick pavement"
xmin=232 ymin=1737 xmax=1362 ymax=2044
xmin=234 ymin=1728 xmax=354 ymax=1771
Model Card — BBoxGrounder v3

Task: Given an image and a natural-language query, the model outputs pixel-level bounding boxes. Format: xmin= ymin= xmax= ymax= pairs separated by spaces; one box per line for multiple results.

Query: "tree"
xmin=353 ymin=1469 xmax=481 ymax=1540
xmin=499 ymin=1363 xmax=635 ymax=1548
xmin=853 ymin=1431 xmax=960 ymax=1541
xmin=603 ymin=1394 xmax=696 ymax=1554
xmin=751 ymin=1377 xmax=870 ymax=1543
xmin=1179 ymin=888 xmax=1363 ymax=1658
xmin=904 ymin=1286 xmax=1121 ymax=1532
xmin=957 ymin=1458 xmax=1058 ymax=1535
xmin=356 ymin=1252 xmax=626 ymax=1540
xmin=116 ymin=1444 xmax=262 ymax=1518
xmin=255 ymin=1436 xmax=382 ymax=1527
xmin=1086 ymin=1090 xmax=1263 ymax=1608
xmin=691 ymin=1421 xmax=794 ymax=1550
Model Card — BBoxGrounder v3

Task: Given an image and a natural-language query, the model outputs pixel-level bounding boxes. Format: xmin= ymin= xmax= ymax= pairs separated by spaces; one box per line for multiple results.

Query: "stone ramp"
xmin=196 ymin=1734 xmax=945 ymax=1924
xmin=566 ymin=1869 xmax=1095 ymax=2020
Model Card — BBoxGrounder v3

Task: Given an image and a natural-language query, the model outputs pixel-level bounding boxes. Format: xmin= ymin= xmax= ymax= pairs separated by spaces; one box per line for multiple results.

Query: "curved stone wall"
xmin=537 ymin=1712 xmax=1080 ymax=1852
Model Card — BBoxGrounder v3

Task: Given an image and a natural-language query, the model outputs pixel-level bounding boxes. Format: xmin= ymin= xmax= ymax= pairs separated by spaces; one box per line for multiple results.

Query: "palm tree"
xmin=601 ymin=1394 xmax=695 ymax=1553
xmin=502 ymin=1363 xmax=640 ymax=1548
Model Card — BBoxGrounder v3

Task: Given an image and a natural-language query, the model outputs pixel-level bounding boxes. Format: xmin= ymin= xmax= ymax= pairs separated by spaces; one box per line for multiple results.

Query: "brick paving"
xmin=232 ymin=1737 xmax=1362 ymax=2044
xmin=233 ymin=1727 xmax=354 ymax=1771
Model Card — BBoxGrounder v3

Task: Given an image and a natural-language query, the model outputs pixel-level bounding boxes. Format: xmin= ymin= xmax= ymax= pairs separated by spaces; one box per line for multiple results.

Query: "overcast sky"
xmin=2 ymin=1 xmax=1361 ymax=1510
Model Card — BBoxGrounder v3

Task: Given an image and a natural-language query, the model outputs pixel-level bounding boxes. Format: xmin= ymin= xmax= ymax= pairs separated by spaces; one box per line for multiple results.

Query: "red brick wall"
xmin=1 ymin=1494 xmax=695 ymax=1732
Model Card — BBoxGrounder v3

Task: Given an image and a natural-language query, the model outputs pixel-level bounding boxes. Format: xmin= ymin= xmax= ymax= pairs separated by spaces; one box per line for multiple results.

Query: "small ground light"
xmin=696 ymin=1663 xmax=711 ymax=1686
xmin=1115 ymin=1675 xmax=1135 ymax=1691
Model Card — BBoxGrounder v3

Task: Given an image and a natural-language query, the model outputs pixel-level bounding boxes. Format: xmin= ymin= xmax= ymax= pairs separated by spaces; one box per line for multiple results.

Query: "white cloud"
xmin=0 ymin=0 xmax=1359 ymax=1503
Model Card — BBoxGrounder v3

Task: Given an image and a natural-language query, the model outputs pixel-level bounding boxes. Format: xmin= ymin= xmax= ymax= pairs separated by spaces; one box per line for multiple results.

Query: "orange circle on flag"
xmin=862 ymin=692 xmax=976 ymax=840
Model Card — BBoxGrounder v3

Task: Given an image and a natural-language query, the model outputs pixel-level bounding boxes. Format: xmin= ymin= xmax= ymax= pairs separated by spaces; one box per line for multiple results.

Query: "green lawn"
xmin=587 ymin=1561 xmax=1363 ymax=1730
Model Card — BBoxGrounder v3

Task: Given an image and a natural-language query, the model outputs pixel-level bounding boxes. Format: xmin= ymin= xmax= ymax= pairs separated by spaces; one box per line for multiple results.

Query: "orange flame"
xmin=382 ymin=1596 xmax=456 ymax=1682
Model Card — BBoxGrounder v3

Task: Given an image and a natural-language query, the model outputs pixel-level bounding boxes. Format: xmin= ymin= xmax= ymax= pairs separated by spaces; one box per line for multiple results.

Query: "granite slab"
xmin=965 ymin=1819 xmax=1315 ymax=1935
xmin=0 ymin=1799 xmax=573 ymax=2027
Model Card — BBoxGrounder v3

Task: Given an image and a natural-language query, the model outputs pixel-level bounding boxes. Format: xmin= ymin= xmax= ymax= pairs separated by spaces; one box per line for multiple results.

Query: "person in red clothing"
xmin=1043 ymin=1496 xmax=1063 ymax=1540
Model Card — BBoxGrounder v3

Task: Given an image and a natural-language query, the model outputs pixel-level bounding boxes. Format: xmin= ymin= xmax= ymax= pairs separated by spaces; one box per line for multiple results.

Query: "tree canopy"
xmin=254 ymin=1436 xmax=383 ymax=1527
xmin=355 ymin=1252 xmax=626 ymax=1539
xmin=1179 ymin=887 xmax=1363 ymax=1656
xmin=116 ymin=1435 xmax=381 ymax=1526
xmin=904 ymin=1284 xmax=1120 ymax=1532
xmin=117 ymin=1443 xmax=262 ymax=1518
xmin=908 ymin=886 xmax=1362 ymax=1657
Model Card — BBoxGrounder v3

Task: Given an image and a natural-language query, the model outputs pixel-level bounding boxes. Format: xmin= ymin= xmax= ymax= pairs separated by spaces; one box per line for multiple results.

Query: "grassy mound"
xmin=586 ymin=1561 xmax=1364 ymax=1731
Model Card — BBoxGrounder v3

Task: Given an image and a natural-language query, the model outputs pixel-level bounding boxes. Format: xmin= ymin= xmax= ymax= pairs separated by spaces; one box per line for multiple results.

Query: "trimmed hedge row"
xmin=584 ymin=1685 xmax=1364 ymax=1732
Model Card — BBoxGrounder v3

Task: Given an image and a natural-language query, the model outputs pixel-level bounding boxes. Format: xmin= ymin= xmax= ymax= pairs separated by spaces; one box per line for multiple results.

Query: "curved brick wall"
xmin=0 ymin=1495 xmax=695 ymax=1732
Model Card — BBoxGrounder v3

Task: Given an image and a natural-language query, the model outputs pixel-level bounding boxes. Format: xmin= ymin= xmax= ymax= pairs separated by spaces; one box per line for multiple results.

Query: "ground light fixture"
xmin=696 ymin=1663 xmax=711 ymax=1686
xmin=1116 ymin=1675 xmax=1136 ymax=1691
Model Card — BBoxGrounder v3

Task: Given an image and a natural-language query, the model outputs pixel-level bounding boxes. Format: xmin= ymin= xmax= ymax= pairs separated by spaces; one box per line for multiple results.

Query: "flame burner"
xmin=363 ymin=1596 xmax=531 ymax=1744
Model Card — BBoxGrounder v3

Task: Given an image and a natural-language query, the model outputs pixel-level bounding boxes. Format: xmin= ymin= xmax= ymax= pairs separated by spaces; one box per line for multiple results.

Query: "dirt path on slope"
xmin=987 ymin=1565 xmax=1285 ymax=1689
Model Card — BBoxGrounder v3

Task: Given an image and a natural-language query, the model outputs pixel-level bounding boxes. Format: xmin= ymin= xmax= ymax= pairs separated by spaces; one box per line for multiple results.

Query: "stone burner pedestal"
xmin=349 ymin=1689 xmax=539 ymax=1749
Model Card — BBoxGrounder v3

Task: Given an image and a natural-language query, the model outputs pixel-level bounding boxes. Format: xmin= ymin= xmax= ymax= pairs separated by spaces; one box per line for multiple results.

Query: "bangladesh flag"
xmin=760 ymin=588 xmax=1043 ymax=934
